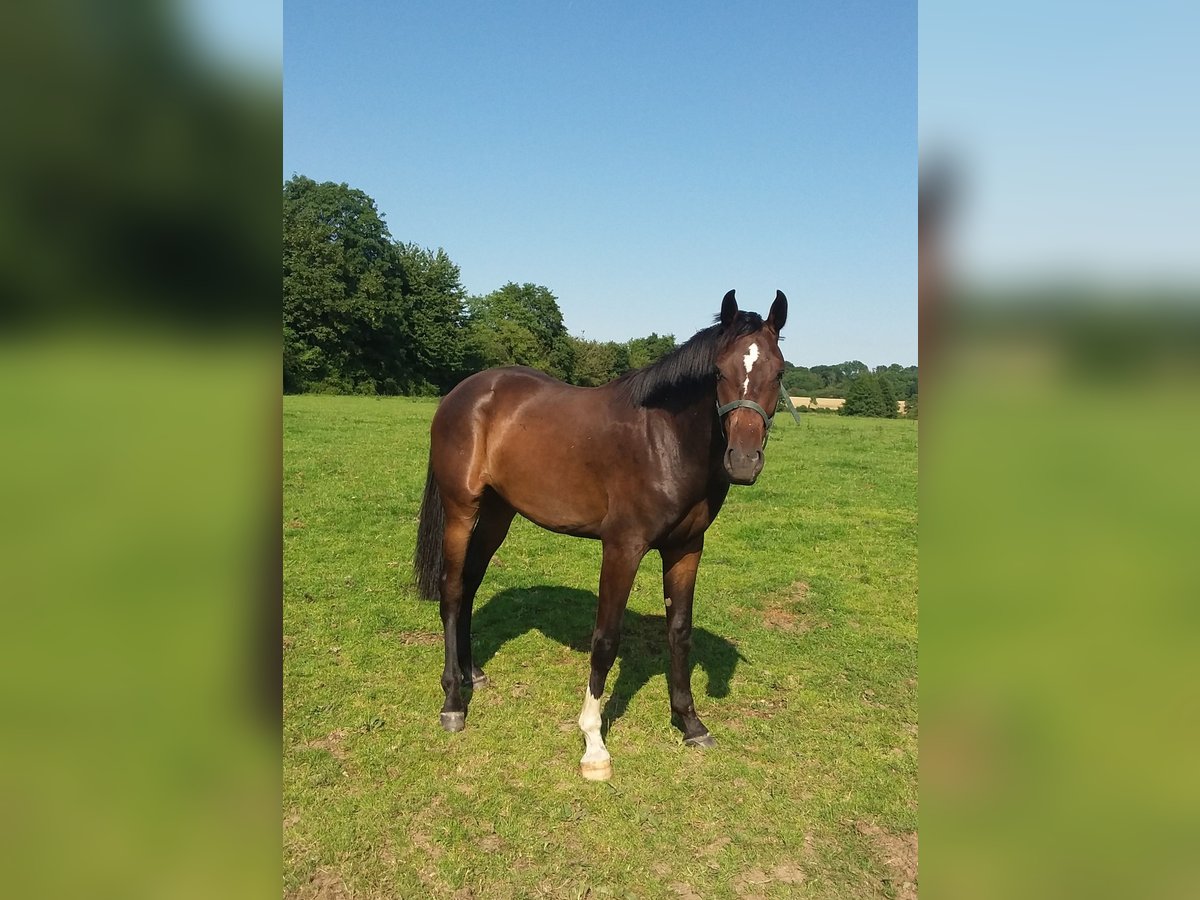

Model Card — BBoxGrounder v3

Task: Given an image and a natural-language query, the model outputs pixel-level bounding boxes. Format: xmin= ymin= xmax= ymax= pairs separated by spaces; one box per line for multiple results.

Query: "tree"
xmin=283 ymin=175 xmax=410 ymax=393
xmin=878 ymin=375 xmax=899 ymax=418
xmin=282 ymin=175 xmax=473 ymax=395
xmin=810 ymin=364 xmax=836 ymax=389
xmin=627 ymin=333 xmax=676 ymax=369
xmin=845 ymin=360 xmax=870 ymax=379
xmin=881 ymin=364 xmax=918 ymax=400
xmin=841 ymin=374 xmax=889 ymax=417
xmin=466 ymin=283 xmax=575 ymax=379
xmin=395 ymin=243 xmax=469 ymax=393
xmin=568 ymin=338 xmax=631 ymax=386
xmin=782 ymin=363 xmax=824 ymax=395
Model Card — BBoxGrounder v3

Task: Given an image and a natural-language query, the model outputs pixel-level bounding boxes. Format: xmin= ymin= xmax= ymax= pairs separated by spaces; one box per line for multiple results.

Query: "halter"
xmin=716 ymin=398 xmax=774 ymax=432
xmin=716 ymin=387 xmax=802 ymax=447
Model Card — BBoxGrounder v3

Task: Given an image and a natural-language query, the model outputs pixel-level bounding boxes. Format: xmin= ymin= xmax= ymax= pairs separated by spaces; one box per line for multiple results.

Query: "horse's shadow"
xmin=470 ymin=586 xmax=742 ymax=735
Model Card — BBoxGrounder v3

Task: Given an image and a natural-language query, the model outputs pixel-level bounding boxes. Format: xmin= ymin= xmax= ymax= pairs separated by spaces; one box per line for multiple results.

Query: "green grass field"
xmin=284 ymin=396 xmax=917 ymax=899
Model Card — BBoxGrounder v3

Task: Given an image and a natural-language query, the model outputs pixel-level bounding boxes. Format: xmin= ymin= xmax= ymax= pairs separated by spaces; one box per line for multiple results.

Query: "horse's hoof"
xmin=464 ymin=671 xmax=488 ymax=688
xmin=440 ymin=711 xmax=466 ymax=732
xmin=685 ymin=731 xmax=716 ymax=749
xmin=580 ymin=759 xmax=613 ymax=781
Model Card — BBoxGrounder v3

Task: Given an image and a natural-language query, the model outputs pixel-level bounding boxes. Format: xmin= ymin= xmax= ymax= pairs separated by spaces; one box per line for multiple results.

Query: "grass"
xmin=284 ymin=396 xmax=917 ymax=899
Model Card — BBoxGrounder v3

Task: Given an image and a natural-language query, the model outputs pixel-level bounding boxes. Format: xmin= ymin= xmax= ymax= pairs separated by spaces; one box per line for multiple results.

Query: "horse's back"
xmin=434 ymin=366 xmax=580 ymax=430
xmin=431 ymin=367 xmax=618 ymax=534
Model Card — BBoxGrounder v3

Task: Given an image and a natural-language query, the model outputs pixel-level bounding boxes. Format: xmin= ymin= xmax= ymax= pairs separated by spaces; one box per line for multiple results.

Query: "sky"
xmin=284 ymin=2 xmax=916 ymax=367
xmin=920 ymin=0 xmax=1200 ymax=286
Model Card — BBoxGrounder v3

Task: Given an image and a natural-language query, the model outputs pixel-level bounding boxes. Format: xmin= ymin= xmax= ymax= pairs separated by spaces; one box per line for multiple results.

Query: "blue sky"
xmin=285 ymin=2 xmax=916 ymax=367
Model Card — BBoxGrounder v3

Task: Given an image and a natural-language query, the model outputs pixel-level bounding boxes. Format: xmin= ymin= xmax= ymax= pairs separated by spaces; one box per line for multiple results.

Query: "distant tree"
xmin=906 ymin=394 xmax=918 ymax=419
xmin=810 ymin=364 xmax=836 ymax=388
xmin=782 ymin=363 xmax=823 ymax=395
xmin=880 ymin=364 xmax=918 ymax=400
xmin=878 ymin=375 xmax=899 ymax=418
xmin=281 ymin=176 xmax=921 ymax=401
xmin=466 ymin=283 xmax=575 ymax=379
xmin=841 ymin=374 xmax=889 ymax=417
xmin=465 ymin=311 xmax=540 ymax=370
xmin=844 ymin=360 xmax=869 ymax=380
xmin=773 ymin=360 xmax=919 ymax=406
xmin=395 ymin=243 xmax=468 ymax=393
xmin=627 ymin=333 xmax=676 ymax=369
xmin=570 ymin=337 xmax=631 ymax=386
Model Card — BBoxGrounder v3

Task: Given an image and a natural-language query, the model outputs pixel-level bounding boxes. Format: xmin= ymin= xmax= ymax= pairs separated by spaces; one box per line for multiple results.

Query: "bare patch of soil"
xmin=288 ymin=869 xmax=351 ymax=900
xmin=731 ymin=867 xmax=772 ymax=898
xmin=408 ymin=797 xmax=449 ymax=867
xmin=702 ymin=835 xmax=731 ymax=856
xmin=409 ymin=829 xmax=443 ymax=861
xmin=762 ymin=606 xmax=811 ymax=632
xmin=742 ymin=697 xmax=789 ymax=719
xmin=855 ymin=820 xmax=918 ymax=900
xmin=305 ymin=728 xmax=349 ymax=761
xmin=773 ymin=862 xmax=807 ymax=885
xmin=761 ymin=580 xmax=826 ymax=632
xmin=722 ymin=859 xmax=808 ymax=898
xmin=394 ymin=630 xmax=442 ymax=646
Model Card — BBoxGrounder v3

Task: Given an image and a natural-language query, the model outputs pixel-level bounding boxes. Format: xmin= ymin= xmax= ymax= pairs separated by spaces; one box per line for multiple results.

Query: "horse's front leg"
xmin=662 ymin=539 xmax=714 ymax=747
xmin=578 ymin=541 xmax=644 ymax=781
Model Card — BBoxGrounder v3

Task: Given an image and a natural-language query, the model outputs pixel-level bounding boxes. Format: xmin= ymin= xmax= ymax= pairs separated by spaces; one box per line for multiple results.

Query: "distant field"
xmin=284 ymin=395 xmax=917 ymax=899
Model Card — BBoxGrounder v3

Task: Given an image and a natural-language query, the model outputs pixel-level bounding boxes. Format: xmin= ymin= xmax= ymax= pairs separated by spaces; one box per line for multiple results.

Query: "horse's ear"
xmin=767 ymin=290 xmax=788 ymax=332
xmin=720 ymin=290 xmax=738 ymax=328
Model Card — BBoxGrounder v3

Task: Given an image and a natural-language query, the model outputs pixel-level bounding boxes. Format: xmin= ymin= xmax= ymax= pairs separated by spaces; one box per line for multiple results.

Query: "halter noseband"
xmin=716 ymin=388 xmax=801 ymax=451
xmin=716 ymin=398 xmax=774 ymax=439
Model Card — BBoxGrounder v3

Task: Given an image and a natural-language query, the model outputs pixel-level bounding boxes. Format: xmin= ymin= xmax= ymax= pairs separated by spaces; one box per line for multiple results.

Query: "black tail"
xmin=413 ymin=460 xmax=444 ymax=602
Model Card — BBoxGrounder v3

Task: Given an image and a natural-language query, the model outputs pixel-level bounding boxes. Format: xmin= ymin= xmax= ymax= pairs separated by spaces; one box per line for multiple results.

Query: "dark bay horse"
xmin=413 ymin=290 xmax=787 ymax=780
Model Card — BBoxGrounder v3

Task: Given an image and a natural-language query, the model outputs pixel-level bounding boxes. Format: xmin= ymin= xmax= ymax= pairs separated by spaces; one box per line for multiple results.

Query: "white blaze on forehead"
xmin=741 ymin=342 xmax=760 ymax=396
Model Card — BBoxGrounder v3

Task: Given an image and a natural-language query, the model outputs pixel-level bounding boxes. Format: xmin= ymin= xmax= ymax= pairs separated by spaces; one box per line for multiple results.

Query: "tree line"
xmin=283 ymin=175 xmax=679 ymax=394
xmin=283 ymin=176 xmax=917 ymax=418
xmin=783 ymin=360 xmax=918 ymax=419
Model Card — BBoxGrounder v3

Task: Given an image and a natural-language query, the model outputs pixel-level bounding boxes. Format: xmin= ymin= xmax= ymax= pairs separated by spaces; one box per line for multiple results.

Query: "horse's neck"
xmin=669 ymin=390 xmax=727 ymax=482
xmin=669 ymin=389 xmax=731 ymax=526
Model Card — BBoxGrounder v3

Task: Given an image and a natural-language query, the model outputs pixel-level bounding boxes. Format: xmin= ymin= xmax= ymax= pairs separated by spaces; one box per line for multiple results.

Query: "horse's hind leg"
xmin=437 ymin=500 xmax=477 ymax=732
xmin=458 ymin=494 xmax=515 ymax=689
xmin=431 ymin=401 xmax=494 ymax=732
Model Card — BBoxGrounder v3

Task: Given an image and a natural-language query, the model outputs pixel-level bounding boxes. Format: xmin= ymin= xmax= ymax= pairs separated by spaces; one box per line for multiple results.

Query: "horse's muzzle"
xmin=724 ymin=446 xmax=763 ymax=485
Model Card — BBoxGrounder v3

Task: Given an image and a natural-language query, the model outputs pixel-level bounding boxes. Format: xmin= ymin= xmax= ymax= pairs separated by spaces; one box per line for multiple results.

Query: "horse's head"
xmin=713 ymin=289 xmax=787 ymax=485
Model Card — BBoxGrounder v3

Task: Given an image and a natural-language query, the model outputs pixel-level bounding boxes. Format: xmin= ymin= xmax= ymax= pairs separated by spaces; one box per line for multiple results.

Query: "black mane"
xmin=617 ymin=311 xmax=766 ymax=407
